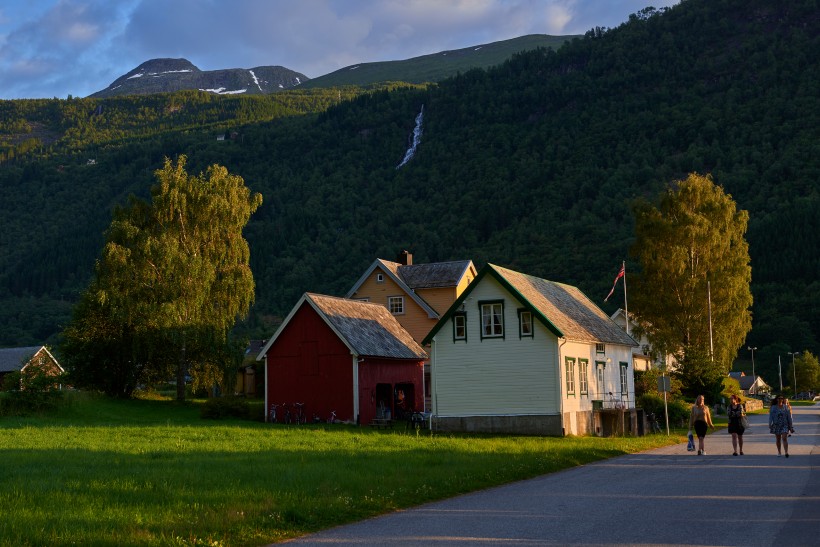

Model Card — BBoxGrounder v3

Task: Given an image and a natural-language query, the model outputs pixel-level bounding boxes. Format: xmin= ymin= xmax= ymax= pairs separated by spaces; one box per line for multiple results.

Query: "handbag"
xmin=687 ymin=431 xmax=695 ymax=451
xmin=740 ymin=415 xmax=749 ymax=429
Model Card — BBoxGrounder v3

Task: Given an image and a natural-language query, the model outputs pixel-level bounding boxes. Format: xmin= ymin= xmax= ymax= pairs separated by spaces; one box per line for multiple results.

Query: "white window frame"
xmin=620 ymin=361 xmax=629 ymax=396
xmin=579 ymin=359 xmax=589 ymax=395
xmin=376 ymin=273 xmax=385 ymax=283
xmin=480 ymin=301 xmax=504 ymax=339
xmin=518 ymin=309 xmax=533 ymax=338
xmin=453 ymin=313 xmax=467 ymax=341
xmin=388 ymin=296 xmax=404 ymax=315
xmin=565 ymin=357 xmax=576 ymax=396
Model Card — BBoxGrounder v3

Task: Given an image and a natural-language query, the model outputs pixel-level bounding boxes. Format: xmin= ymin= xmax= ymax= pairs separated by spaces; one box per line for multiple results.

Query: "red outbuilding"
xmin=256 ymin=293 xmax=427 ymax=425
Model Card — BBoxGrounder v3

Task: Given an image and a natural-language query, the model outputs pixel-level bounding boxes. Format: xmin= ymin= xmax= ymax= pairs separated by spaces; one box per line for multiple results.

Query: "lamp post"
xmin=747 ymin=346 xmax=757 ymax=379
xmin=789 ymin=351 xmax=800 ymax=397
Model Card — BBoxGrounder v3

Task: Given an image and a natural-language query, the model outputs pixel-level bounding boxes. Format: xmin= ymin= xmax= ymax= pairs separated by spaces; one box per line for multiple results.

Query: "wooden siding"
xmin=415 ymin=286 xmax=457 ymax=317
xmin=350 ymin=268 xmax=437 ymax=344
xmin=264 ymin=303 xmax=355 ymax=423
xmin=358 ymin=359 xmax=424 ymax=424
xmin=431 ymin=277 xmax=560 ymax=417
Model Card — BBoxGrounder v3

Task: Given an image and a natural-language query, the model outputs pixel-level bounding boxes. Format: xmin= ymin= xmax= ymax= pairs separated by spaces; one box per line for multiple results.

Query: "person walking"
xmin=727 ymin=394 xmax=746 ymax=456
xmin=769 ymin=395 xmax=794 ymax=457
xmin=689 ymin=395 xmax=715 ymax=455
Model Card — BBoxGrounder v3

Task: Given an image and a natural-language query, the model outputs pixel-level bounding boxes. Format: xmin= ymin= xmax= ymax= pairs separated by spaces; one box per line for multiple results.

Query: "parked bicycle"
xmin=647 ymin=412 xmax=662 ymax=433
xmin=292 ymin=402 xmax=305 ymax=425
xmin=282 ymin=403 xmax=292 ymax=424
xmin=269 ymin=403 xmax=280 ymax=424
xmin=327 ymin=410 xmax=337 ymax=424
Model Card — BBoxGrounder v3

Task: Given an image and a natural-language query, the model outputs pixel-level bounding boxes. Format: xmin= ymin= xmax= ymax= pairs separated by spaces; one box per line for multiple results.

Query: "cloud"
xmin=0 ymin=0 xmax=679 ymax=99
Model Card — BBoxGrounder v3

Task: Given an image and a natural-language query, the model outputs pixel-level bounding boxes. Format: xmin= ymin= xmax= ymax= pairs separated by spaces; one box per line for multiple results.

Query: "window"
xmin=595 ymin=361 xmax=606 ymax=397
xmin=518 ymin=309 xmax=533 ymax=338
xmin=579 ymin=359 xmax=589 ymax=395
xmin=565 ymin=358 xmax=576 ymax=396
xmin=595 ymin=343 xmax=605 ymax=354
xmin=388 ymin=296 xmax=404 ymax=315
xmin=620 ymin=362 xmax=629 ymax=395
xmin=480 ymin=301 xmax=504 ymax=339
xmin=376 ymin=273 xmax=384 ymax=283
xmin=453 ymin=313 xmax=467 ymax=341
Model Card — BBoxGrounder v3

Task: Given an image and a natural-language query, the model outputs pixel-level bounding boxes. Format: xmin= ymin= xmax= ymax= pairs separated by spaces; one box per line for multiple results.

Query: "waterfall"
xmin=396 ymin=105 xmax=424 ymax=169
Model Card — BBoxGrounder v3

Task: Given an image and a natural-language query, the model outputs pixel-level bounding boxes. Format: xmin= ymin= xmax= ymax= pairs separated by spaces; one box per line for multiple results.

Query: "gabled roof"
xmin=345 ymin=258 xmax=475 ymax=318
xmin=0 ymin=346 xmax=62 ymax=373
xmin=738 ymin=375 xmax=769 ymax=391
xmin=424 ymin=264 xmax=639 ymax=347
xmin=257 ymin=293 xmax=427 ymax=361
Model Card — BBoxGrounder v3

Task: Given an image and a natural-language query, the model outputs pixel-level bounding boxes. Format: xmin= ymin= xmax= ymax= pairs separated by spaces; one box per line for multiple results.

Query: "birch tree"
xmin=630 ymin=173 xmax=752 ymax=396
xmin=64 ymin=156 xmax=262 ymax=399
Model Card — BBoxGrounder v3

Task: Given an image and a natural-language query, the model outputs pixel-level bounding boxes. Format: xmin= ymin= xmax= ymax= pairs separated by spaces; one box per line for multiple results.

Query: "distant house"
xmin=610 ymin=308 xmax=677 ymax=371
xmin=236 ymin=340 xmax=266 ymax=396
xmin=257 ymin=293 xmax=427 ymax=425
xmin=0 ymin=346 xmax=64 ymax=388
xmin=346 ymin=251 xmax=477 ymax=409
xmin=729 ymin=371 xmax=771 ymax=397
xmin=423 ymin=264 xmax=639 ymax=436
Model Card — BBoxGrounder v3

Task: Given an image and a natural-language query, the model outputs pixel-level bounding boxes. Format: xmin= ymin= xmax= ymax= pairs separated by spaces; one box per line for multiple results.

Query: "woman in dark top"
xmin=727 ymin=394 xmax=746 ymax=456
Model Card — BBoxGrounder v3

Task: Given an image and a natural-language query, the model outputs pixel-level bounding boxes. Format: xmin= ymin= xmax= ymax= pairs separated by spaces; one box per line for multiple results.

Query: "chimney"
xmin=397 ymin=250 xmax=413 ymax=265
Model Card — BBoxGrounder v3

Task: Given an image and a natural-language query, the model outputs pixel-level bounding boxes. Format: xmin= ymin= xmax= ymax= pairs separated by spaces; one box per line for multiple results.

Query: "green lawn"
xmin=1 ymin=393 xmax=684 ymax=546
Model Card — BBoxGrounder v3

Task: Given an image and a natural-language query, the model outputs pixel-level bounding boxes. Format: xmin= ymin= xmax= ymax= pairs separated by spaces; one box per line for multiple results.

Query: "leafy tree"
xmin=630 ymin=173 xmax=753 ymax=396
xmin=788 ymin=351 xmax=820 ymax=394
xmin=63 ymin=156 xmax=262 ymax=399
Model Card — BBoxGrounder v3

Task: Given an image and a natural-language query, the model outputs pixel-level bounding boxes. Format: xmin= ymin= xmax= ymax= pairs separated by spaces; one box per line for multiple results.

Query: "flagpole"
xmin=622 ymin=261 xmax=629 ymax=336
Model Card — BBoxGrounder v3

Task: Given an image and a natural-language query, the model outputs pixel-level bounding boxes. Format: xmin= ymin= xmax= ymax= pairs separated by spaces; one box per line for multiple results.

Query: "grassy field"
xmin=1 ymin=393 xmax=685 ymax=546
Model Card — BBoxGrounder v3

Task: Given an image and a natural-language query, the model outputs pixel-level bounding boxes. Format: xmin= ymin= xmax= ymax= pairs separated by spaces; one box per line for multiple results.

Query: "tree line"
xmin=0 ymin=0 xmax=817 ymax=393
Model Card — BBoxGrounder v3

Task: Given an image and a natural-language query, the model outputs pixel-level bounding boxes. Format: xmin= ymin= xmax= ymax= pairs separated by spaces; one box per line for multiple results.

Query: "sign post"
xmin=657 ymin=374 xmax=671 ymax=435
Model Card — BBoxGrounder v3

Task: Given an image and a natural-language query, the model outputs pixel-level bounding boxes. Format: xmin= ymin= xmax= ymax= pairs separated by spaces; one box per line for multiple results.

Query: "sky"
xmin=0 ymin=0 xmax=679 ymax=100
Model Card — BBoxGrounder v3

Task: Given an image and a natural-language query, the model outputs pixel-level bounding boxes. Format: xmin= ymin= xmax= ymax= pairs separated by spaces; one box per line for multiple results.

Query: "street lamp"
xmin=747 ymin=346 xmax=757 ymax=379
xmin=789 ymin=351 xmax=800 ymax=397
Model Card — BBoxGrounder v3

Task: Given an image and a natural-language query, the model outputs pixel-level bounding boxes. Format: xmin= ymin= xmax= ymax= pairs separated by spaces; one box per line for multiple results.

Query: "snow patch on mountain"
xmin=249 ymin=70 xmax=263 ymax=92
xmin=200 ymin=87 xmax=248 ymax=95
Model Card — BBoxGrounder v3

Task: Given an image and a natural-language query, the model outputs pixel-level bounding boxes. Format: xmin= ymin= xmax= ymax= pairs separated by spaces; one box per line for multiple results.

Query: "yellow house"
xmin=346 ymin=251 xmax=477 ymax=409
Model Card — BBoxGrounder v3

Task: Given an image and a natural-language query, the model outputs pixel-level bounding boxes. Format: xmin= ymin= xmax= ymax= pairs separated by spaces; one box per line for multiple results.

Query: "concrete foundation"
xmin=432 ymin=415 xmax=564 ymax=436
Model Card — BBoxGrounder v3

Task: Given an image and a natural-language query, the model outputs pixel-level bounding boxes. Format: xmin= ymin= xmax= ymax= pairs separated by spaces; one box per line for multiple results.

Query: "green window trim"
xmin=479 ymin=300 xmax=505 ymax=340
xmin=565 ymin=357 xmax=576 ymax=396
xmin=619 ymin=361 xmax=629 ymax=395
xmin=518 ymin=308 xmax=534 ymax=339
xmin=453 ymin=312 xmax=467 ymax=342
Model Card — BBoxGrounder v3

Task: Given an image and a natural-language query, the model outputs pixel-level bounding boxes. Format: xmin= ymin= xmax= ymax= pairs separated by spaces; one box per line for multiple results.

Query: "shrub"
xmin=663 ymin=399 xmax=692 ymax=428
xmin=637 ymin=393 xmax=664 ymax=415
xmin=0 ymin=369 xmax=65 ymax=416
xmin=200 ymin=396 xmax=250 ymax=420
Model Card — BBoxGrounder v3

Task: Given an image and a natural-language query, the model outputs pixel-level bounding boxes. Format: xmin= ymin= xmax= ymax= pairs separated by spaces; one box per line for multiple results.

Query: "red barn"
xmin=257 ymin=293 xmax=427 ymax=425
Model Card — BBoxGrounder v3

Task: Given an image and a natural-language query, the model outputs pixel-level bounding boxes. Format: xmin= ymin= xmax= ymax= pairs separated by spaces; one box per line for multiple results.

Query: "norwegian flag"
xmin=604 ymin=264 xmax=625 ymax=302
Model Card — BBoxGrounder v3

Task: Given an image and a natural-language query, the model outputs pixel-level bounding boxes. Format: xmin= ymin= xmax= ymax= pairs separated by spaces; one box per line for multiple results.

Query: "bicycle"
xmin=647 ymin=412 xmax=662 ymax=434
xmin=293 ymin=402 xmax=305 ymax=425
xmin=282 ymin=403 xmax=292 ymax=424
xmin=327 ymin=410 xmax=337 ymax=424
xmin=269 ymin=403 xmax=280 ymax=424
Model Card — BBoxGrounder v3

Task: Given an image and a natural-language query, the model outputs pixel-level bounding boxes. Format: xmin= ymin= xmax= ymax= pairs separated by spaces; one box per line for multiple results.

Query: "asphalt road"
xmin=283 ymin=403 xmax=819 ymax=546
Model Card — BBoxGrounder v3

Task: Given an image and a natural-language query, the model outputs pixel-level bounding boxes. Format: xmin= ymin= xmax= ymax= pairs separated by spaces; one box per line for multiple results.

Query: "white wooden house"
xmin=423 ymin=264 xmax=639 ymax=436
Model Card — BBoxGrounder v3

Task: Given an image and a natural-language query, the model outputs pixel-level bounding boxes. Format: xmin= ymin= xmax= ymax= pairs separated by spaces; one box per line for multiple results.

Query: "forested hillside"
xmin=0 ymin=0 xmax=818 ymax=388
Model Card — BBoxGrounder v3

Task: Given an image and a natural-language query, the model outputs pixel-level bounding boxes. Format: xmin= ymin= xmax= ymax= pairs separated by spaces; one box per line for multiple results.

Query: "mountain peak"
xmin=90 ymin=58 xmax=307 ymax=98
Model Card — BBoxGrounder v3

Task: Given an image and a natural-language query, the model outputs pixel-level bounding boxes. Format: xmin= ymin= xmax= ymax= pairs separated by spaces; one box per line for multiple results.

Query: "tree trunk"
xmin=176 ymin=329 xmax=187 ymax=401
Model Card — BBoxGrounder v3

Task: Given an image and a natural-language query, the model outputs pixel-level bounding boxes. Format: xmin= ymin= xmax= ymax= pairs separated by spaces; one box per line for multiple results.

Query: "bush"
xmin=638 ymin=393 xmax=664 ymax=415
xmin=663 ymin=399 xmax=692 ymax=428
xmin=200 ymin=396 xmax=251 ymax=420
xmin=0 ymin=369 xmax=65 ymax=416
